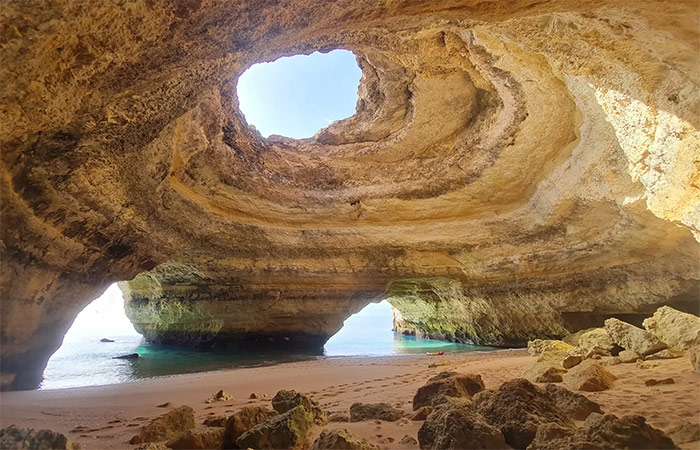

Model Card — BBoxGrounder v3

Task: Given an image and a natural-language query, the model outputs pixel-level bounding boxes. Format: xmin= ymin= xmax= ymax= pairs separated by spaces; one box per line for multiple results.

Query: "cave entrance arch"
xmin=237 ymin=49 xmax=361 ymax=139
xmin=42 ymin=283 xmax=142 ymax=389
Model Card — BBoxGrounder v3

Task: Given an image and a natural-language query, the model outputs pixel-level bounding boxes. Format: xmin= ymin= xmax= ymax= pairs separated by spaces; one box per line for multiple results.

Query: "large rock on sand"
xmin=311 ymin=429 xmax=380 ymax=450
xmin=691 ymin=346 xmax=700 ymax=373
xmin=643 ymin=306 xmax=700 ymax=351
xmin=235 ymin=405 xmax=314 ymax=449
xmin=0 ymin=425 xmax=80 ymax=450
xmin=604 ymin=318 xmax=667 ymax=356
xmin=349 ymin=403 xmax=403 ymax=422
xmin=412 ymin=372 xmax=485 ymax=410
xmin=475 ymin=378 xmax=573 ymax=449
xmin=563 ymin=360 xmax=616 ymax=392
xmin=527 ymin=340 xmax=573 ymax=357
xmin=576 ymin=328 xmax=616 ymax=356
xmin=523 ymin=351 xmax=568 ymax=383
xmin=544 ymin=384 xmax=602 ymax=420
xmin=166 ymin=428 xmax=224 ymax=449
xmin=134 ymin=405 xmax=195 ymax=443
xmin=222 ymin=406 xmax=278 ymax=448
xmin=272 ymin=390 xmax=326 ymax=424
xmin=417 ymin=401 xmax=505 ymax=450
xmin=528 ymin=413 xmax=678 ymax=449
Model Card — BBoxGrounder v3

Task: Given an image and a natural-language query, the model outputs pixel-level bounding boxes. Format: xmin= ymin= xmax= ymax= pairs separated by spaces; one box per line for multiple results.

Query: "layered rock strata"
xmin=1 ymin=0 xmax=699 ymax=389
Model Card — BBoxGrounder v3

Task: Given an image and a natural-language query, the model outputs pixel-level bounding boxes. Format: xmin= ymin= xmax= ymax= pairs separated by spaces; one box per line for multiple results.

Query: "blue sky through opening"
xmin=237 ymin=50 xmax=361 ymax=139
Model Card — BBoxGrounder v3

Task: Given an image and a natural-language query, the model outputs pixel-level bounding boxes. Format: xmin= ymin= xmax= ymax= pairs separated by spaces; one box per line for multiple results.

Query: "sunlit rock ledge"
xmin=1 ymin=0 xmax=699 ymax=390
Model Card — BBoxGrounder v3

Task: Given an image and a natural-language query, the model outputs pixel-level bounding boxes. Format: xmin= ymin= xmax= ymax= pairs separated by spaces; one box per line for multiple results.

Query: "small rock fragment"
xmin=328 ymin=413 xmax=350 ymax=423
xmin=644 ymin=378 xmax=674 ymax=386
xmin=350 ymin=403 xmax=403 ymax=422
xmin=205 ymin=389 xmax=233 ymax=403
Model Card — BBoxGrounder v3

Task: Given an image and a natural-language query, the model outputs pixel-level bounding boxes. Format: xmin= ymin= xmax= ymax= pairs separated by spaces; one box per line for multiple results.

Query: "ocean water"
xmin=41 ymin=286 xmax=495 ymax=390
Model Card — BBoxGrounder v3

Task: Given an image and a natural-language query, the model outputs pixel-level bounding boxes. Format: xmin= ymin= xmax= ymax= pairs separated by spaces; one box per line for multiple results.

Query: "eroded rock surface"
xmin=562 ymin=360 xmax=616 ymax=392
xmin=349 ymin=403 xmax=403 ymax=422
xmin=0 ymin=426 xmax=80 ymax=450
xmin=1 ymin=0 xmax=700 ymax=389
xmin=132 ymin=405 xmax=195 ymax=444
xmin=235 ymin=405 xmax=314 ymax=449
xmin=311 ymin=429 xmax=380 ymax=450
xmin=604 ymin=319 xmax=668 ymax=357
xmin=528 ymin=413 xmax=678 ymax=450
xmin=642 ymin=306 xmax=700 ymax=351
xmin=417 ymin=401 xmax=506 ymax=450
xmin=475 ymin=378 xmax=574 ymax=449
xmin=412 ymin=372 xmax=485 ymax=410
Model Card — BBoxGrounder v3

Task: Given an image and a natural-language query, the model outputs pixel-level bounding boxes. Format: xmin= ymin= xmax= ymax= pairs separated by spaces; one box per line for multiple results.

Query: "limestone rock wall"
xmin=1 ymin=0 xmax=699 ymax=389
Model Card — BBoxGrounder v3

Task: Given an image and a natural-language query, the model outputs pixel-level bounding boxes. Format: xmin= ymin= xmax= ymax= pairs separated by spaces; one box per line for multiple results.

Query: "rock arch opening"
xmin=236 ymin=49 xmax=361 ymax=139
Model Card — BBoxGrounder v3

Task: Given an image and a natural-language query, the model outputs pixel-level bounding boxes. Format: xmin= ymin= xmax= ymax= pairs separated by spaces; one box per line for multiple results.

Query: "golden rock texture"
xmin=1 ymin=0 xmax=699 ymax=389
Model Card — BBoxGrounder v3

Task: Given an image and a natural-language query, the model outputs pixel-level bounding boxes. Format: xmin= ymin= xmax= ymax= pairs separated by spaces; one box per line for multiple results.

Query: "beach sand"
xmin=1 ymin=349 xmax=698 ymax=449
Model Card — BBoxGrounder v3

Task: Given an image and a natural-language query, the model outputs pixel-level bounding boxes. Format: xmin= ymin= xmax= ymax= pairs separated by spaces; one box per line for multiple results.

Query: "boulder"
xmin=576 ymin=328 xmax=615 ymax=356
xmin=166 ymin=428 xmax=224 ymax=449
xmin=100 ymin=338 xmax=115 ymax=342
xmin=618 ymin=349 xmax=641 ymax=363
xmin=563 ymin=360 xmax=616 ymax=392
xmin=527 ymin=340 xmax=573 ymax=357
xmin=205 ymin=389 xmax=233 ymax=403
xmin=311 ymin=429 xmax=380 ymax=450
xmin=691 ymin=346 xmax=700 ymax=373
xmin=645 ymin=348 xmax=684 ymax=360
xmin=604 ymin=318 xmax=667 ymax=356
xmin=412 ymin=372 xmax=485 ymax=410
xmin=522 ymin=362 xmax=566 ymax=383
xmin=136 ymin=405 xmax=195 ymax=443
xmin=528 ymin=413 xmax=678 ymax=449
xmin=222 ymin=406 xmax=277 ymax=448
xmin=203 ymin=416 xmax=227 ymax=427
xmin=235 ymin=405 xmax=314 ymax=449
xmin=642 ymin=306 xmax=700 ymax=350
xmin=666 ymin=422 xmax=700 ymax=445
xmin=417 ymin=401 xmax=506 ymax=450
xmin=271 ymin=389 xmax=326 ymax=424
xmin=114 ymin=353 xmax=139 ymax=359
xmin=562 ymin=328 xmax=597 ymax=346
xmin=544 ymin=384 xmax=603 ymax=420
xmin=475 ymin=378 xmax=574 ymax=449
xmin=0 ymin=425 xmax=80 ymax=450
xmin=349 ymin=403 xmax=403 ymax=422
xmin=523 ymin=349 xmax=569 ymax=383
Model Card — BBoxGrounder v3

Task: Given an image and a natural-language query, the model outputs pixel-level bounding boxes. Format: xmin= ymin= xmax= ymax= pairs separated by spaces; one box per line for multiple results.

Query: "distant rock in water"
xmin=99 ymin=338 xmax=115 ymax=343
xmin=114 ymin=353 xmax=139 ymax=359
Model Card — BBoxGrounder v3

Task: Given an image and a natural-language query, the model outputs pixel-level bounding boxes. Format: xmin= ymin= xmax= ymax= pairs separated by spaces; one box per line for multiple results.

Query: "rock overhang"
xmin=0 ymin=0 xmax=699 ymax=390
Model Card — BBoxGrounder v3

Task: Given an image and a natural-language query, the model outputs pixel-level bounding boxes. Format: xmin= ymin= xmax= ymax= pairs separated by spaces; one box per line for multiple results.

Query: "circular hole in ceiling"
xmin=237 ymin=49 xmax=361 ymax=140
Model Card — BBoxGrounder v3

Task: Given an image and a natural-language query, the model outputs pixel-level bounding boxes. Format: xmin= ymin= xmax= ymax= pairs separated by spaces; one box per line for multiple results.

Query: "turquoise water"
xmin=41 ymin=286 xmax=495 ymax=390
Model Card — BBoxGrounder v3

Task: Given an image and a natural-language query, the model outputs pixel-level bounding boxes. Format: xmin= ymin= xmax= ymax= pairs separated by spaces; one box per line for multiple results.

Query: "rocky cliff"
xmin=1 ymin=0 xmax=699 ymax=389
